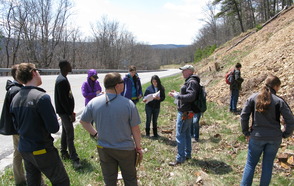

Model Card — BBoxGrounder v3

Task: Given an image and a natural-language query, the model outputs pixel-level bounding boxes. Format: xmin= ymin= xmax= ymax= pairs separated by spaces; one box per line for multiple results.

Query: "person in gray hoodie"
xmin=240 ymin=74 xmax=294 ymax=186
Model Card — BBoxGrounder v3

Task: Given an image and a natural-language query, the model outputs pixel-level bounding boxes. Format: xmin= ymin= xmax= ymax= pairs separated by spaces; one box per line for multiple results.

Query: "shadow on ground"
xmin=189 ymin=159 xmax=233 ymax=175
xmin=142 ymin=135 xmax=177 ymax=147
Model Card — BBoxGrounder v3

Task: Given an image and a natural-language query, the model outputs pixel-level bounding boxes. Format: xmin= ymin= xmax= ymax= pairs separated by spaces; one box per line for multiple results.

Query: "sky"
xmin=71 ymin=0 xmax=209 ymax=45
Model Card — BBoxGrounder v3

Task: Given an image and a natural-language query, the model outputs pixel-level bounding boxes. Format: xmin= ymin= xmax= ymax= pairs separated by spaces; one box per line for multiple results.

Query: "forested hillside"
xmin=195 ymin=6 xmax=294 ymax=111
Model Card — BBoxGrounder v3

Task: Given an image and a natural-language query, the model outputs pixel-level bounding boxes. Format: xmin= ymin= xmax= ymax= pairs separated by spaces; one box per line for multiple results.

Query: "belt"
xmin=33 ymin=149 xmax=47 ymax=155
xmin=182 ymin=111 xmax=194 ymax=120
xmin=96 ymin=145 xmax=104 ymax=149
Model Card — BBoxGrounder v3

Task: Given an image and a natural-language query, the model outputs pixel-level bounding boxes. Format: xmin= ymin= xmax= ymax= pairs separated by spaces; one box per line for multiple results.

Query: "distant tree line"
xmin=0 ymin=0 xmax=195 ymax=70
xmin=193 ymin=0 xmax=293 ymax=54
xmin=1 ymin=0 xmax=291 ymax=70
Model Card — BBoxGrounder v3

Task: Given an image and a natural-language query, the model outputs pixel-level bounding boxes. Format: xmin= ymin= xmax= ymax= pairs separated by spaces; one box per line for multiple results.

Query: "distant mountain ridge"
xmin=150 ymin=44 xmax=189 ymax=49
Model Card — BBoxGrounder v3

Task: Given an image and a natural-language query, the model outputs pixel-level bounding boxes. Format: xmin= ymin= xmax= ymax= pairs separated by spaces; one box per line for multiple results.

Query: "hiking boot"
xmin=61 ymin=152 xmax=70 ymax=160
xmin=186 ymin=157 xmax=192 ymax=160
xmin=145 ymin=128 xmax=150 ymax=137
xmin=73 ymin=160 xmax=82 ymax=169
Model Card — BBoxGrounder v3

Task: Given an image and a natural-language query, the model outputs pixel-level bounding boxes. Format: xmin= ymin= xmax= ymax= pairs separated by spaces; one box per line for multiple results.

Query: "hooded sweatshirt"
xmin=81 ymin=69 xmax=102 ymax=105
xmin=0 ymin=80 xmax=23 ymax=135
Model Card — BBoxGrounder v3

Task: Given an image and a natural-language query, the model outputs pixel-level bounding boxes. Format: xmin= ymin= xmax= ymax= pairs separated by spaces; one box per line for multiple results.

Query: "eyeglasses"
xmin=31 ymin=68 xmax=42 ymax=73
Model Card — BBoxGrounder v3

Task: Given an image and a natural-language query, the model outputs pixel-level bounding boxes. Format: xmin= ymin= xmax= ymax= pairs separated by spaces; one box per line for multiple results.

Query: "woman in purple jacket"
xmin=81 ymin=69 xmax=102 ymax=106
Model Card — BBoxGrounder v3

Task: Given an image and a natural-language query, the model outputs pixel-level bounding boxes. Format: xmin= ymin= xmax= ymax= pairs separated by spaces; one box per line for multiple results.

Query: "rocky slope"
xmin=196 ymin=5 xmax=294 ymax=111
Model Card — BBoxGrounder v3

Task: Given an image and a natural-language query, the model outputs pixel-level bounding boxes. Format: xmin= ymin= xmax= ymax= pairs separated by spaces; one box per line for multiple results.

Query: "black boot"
xmin=145 ymin=128 xmax=150 ymax=136
xmin=153 ymin=128 xmax=159 ymax=138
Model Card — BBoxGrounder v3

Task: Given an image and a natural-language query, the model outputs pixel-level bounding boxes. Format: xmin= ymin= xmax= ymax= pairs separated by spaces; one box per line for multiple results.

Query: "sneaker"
xmin=168 ymin=161 xmax=182 ymax=166
xmin=73 ymin=160 xmax=82 ymax=169
xmin=61 ymin=153 xmax=70 ymax=160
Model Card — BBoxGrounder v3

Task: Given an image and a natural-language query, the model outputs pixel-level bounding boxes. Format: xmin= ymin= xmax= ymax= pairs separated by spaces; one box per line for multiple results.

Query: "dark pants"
xmin=131 ymin=98 xmax=139 ymax=105
xmin=59 ymin=114 xmax=79 ymax=161
xmin=21 ymin=147 xmax=69 ymax=186
xmin=97 ymin=148 xmax=138 ymax=186
xmin=145 ymin=105 xmax=160 ymax=130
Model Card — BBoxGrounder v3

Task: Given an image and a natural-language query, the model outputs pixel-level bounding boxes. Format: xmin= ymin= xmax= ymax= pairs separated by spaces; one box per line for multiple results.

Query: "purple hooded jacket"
xmin=81 ymin=69 xmax=102 ymax=105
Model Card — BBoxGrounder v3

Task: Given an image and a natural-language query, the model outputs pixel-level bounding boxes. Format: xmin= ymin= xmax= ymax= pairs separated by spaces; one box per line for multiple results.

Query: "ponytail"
xmin=256 ymin=86 xmax=271 ymax=112
xmin=255 ymin=74 xmax=281 ymax=113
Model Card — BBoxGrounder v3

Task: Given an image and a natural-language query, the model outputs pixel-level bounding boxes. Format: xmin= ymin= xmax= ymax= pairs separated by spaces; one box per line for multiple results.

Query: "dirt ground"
xmin=196 ymin=6 xmax=294 ymax=111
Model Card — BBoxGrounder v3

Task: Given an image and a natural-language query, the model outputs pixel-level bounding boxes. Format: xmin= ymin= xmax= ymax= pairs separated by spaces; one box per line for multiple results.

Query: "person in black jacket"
xmin=168 ymin=64 xmax=199 ymax=166
xmin=143 ymin=75 xmax=165 ymax=137
xmin=10 ymin=63 xmax=69 ymax=186
xmin=230 ymin=63 xmax=244 ymax=113
xmin=240 ymin=74 xmax=294 ymax=186
xmin=0 ymin=64 xmax=26 ymax=185
xmin=54 ymin=60 xmax=81 ymax=169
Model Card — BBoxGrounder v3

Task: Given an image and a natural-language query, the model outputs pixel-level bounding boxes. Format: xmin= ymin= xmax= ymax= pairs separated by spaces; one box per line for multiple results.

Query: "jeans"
xmin=145 ymin=105 xmax=160 ymax=129
xmin=21 ymin=147 xmax=69 ymax=186
xmin=176 ymin=111 xmax=192 ymax=162
xmin=98 ymin=148 xmax=138 ymax=186
xmin=191 ymin=113 xmax=201 ymax=140
xmin=240 ymin=138 xmax=282 ymax=186
xmin=230 ymin=89 xmax=239 ymax=111
xmin=59 ymin=114 xmax=79 ymax=161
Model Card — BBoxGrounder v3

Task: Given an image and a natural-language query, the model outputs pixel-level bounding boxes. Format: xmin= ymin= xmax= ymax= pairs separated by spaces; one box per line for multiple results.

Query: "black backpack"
xmin=195 ymin=85 xmax=207 ymax=113
xmin=189 ymin=77 xmax=207 ymax=113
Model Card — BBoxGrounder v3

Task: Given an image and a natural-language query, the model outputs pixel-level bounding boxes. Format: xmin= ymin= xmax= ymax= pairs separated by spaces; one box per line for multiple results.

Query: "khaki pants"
xmin=12 ymin=135 xmax=26 ymax=184
xmin=98 ymin=148 xmax=138 ymax=186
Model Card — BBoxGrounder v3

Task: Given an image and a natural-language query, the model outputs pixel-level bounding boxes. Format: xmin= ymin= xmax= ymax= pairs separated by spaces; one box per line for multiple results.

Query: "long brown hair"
xmin=256 ymin=74 xmax=281 ymax=112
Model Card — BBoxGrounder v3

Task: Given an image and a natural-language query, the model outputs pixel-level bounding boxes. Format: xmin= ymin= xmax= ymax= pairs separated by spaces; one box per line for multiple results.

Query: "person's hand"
xmin=154 ymin=96 xmax=160 ymax=100
xmin=136 ymin=148 xmax=143 ymax=166
xmin=138 ymin=95 xmax=142 ymax=99
xmin=246 ymin=136 xmax=250 ymax=142
xmin=169 ymin=91 xmax=179 ymax=98
xmin=90 ymin=132 xmax=98 ymax=141
xmin=142 ymin=99 xmax=147 ymax=103
xmin=70 ymin=112 xmax=76 ymax=122
xmin=168 ymin=90 xmax=175 ymax=97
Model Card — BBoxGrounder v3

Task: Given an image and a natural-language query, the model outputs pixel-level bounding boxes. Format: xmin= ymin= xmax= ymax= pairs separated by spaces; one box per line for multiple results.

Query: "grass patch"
xmin=1 ymin=74 xmax=292 ymax=185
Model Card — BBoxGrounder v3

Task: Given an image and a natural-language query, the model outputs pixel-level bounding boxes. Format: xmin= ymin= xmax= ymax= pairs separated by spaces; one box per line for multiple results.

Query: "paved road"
xmin=0 ymin=69 xmax=180 ymax=171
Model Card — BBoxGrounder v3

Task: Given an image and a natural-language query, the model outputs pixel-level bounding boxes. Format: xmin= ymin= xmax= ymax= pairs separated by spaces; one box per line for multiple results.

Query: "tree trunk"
xmin=233 ymin=0 xmax=244 ymax=32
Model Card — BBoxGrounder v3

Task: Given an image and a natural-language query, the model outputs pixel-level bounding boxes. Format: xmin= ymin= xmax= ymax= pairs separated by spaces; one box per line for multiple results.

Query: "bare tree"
xmin=0 ymin=0 xmax=29 ymax=68
xmin=20 ymin=0 xmax=72 ymax=67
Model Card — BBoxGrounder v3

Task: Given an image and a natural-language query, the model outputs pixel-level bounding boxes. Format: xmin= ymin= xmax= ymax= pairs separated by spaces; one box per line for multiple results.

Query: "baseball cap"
xmin=179 ymin=65 xmax=195 ymax=72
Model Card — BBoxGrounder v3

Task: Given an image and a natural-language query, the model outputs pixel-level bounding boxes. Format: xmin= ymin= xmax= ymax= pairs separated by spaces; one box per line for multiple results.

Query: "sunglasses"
xmin=31 ymin=68 xmax=42 ymax=73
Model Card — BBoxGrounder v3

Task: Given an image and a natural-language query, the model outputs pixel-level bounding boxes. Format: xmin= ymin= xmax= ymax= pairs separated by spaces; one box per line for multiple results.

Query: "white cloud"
xmin=70 ymin=0 xmax=208 ymax=44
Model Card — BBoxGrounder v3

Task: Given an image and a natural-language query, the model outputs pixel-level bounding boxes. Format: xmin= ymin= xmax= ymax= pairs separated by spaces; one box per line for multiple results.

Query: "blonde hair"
xmin=256 ymin=74 xmax=281 ymax=112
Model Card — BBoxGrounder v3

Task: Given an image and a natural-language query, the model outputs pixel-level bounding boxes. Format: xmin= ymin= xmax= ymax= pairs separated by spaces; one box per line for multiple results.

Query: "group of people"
xmin=0 ymin=61 xmax=293 ymax=186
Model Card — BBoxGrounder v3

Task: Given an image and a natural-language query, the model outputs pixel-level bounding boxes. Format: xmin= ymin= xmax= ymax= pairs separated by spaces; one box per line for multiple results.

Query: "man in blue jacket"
xmin=10 ymin=63 xmax=69 ymax=185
